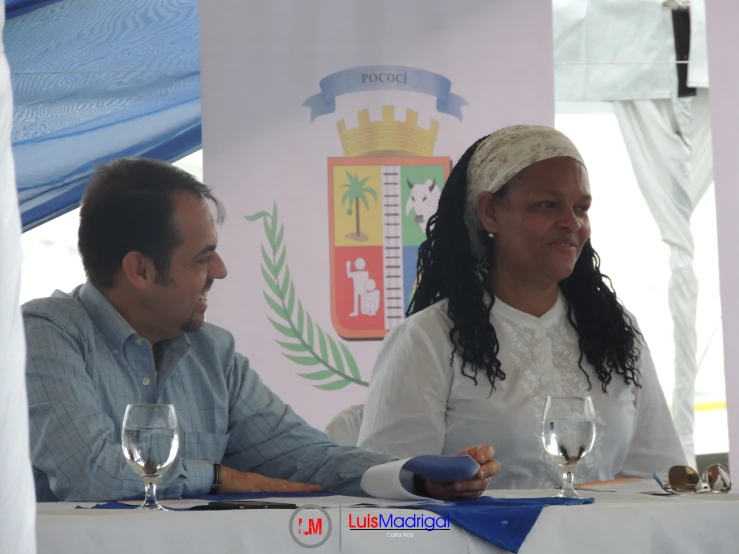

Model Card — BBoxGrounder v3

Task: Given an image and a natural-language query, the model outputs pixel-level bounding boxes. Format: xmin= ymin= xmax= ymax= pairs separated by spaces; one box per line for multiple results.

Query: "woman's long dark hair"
xmin=407 ymin=137 xmax=641 ymax=394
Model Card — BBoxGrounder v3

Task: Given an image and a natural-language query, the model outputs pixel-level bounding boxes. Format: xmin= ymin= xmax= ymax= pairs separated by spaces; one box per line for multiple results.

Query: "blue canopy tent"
xmin=5 ymin=0 xmax=201 ymax=231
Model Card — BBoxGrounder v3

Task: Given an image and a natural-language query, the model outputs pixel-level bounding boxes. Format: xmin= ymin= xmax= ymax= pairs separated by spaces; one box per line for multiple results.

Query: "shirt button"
xmin=112 ymin=349 xmax=119 ymax=357
xmin=135 ymin=339 xmax=142 ymax=346
xmin=142 ymin=377 xmax=151 ymax=386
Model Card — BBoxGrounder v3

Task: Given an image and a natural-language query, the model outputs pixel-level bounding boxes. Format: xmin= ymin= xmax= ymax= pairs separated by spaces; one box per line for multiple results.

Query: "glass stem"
xmin=561 ymin=467 xmax=576 ymax=495
xmin=143 ymin=481 xmax=158 ymax=508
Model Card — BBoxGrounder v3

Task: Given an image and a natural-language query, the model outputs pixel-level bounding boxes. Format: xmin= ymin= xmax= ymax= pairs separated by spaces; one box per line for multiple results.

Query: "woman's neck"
xmin=488 ymin=270 xmax=559 ymax=318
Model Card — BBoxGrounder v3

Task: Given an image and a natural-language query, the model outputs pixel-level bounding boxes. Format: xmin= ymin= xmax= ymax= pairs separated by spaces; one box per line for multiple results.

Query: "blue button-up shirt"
xmin=24 ymin=283 xmax=396 ymax=502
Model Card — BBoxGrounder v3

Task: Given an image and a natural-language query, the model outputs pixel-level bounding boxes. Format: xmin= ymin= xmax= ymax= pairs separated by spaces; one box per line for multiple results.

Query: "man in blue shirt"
xmin=24 ymin=158 xmax=498 ymax=502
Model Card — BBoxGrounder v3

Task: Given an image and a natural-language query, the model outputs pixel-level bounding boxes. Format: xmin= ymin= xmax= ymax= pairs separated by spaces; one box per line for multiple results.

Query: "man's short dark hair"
xmin=78 ymin=157 xmax=225 ymax=289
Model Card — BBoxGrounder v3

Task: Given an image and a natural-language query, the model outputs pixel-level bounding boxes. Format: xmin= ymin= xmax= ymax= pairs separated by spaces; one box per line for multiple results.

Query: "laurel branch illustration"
xmin=245 ymin=203 xmax=368 ymax=390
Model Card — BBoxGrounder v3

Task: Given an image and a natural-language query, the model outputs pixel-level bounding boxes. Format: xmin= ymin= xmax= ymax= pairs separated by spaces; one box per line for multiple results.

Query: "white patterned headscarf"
xmin=465 ymin=124 xmax=585 ymax=262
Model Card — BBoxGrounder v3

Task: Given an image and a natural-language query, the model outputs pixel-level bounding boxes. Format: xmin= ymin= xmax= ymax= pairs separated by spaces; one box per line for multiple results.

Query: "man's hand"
xmin=218 ymin=465 xmax=323 ymax=494
xmin=424 ymin=445 xmax=499 ymax=500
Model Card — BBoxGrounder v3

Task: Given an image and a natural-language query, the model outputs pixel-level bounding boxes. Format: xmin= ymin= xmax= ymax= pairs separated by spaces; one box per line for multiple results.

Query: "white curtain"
xmin=554 ymin=0 xmax=714 ymax=468
xmin=688 ymin=0 xmax=709 ymax=88
xmin=553 ymin=0 xmax=677 ymax=101
xmin=613 ymin=89 xmax=713 ymax=467
xmin=0 ymin=3 xmax=37 ymax=552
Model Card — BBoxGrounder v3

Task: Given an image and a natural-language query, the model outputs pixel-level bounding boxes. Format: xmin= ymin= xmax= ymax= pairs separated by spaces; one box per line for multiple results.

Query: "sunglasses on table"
xmin=652 ymin=464 xmax=732 ymax=495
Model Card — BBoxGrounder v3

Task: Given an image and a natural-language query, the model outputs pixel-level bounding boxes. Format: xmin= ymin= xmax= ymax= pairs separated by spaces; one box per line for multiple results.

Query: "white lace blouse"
xmin=357 ymin=292 xmax=687 ymax=489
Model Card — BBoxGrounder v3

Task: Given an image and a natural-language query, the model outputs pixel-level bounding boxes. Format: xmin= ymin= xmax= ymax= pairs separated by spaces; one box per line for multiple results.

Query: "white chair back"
xmin=324 ymin=404 xmax=364 ymax=446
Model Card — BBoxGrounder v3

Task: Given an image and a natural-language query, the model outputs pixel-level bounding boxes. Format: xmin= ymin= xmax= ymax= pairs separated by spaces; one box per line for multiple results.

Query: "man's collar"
xmin=77 ymin=281 xmax=193 ymax=356
xmin=77 ymin=282 xmax=139 ymax=352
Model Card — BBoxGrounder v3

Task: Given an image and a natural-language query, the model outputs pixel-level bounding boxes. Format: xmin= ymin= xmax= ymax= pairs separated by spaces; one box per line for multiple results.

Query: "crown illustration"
xmin=337 ymin=105 xmax=438 ymax=157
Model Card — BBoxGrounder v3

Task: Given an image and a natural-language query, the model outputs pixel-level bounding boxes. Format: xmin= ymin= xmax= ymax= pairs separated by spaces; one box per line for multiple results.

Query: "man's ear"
xmin=120 ymin=252 xmax=156 ymax=291
xmin=476 ymin=191 xmax=500 ymax=235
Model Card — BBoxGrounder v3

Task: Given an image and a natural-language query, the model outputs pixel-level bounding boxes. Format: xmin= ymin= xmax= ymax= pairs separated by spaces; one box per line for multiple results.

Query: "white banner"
xmin=705 ymin=0 xmax=739 ymax=473
xmin=200 ymin=0 xmax=555 ymax=429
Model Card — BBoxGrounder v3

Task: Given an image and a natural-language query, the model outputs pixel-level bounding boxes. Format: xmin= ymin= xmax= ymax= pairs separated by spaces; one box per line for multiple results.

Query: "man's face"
xmin=147 ymin=192 xmax=227 ymax=338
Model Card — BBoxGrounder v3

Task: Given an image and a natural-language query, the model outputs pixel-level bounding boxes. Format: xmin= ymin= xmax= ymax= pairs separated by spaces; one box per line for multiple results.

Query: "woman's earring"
xmin=488 ymin=232 xmax=495 ymax=239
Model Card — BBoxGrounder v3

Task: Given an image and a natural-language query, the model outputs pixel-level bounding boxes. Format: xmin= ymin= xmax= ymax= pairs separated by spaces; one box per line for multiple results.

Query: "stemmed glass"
xmin=540 ymin=396 xmax=596 ymax=498
xmin=121 ymin=404 xmax=180 ymax=511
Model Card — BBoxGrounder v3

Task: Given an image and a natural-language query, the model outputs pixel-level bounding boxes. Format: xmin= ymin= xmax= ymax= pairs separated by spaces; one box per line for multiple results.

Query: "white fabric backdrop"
xmin=553 ymin=0 xmax=716 ymax=465
xmin=705 ymin=0 xmax=739 ymax=476
xmin=688 ymin=0 xmax=709 ymax=87
xmin=613 ymin=89 xmax=714 ymax=467
xmin=553 ymin=0 xmax=678 ymax=101
xmin=0 ymin=2 xmax=37 ymax=552
xmin=200 ymin=0 xmax=555 ymax=429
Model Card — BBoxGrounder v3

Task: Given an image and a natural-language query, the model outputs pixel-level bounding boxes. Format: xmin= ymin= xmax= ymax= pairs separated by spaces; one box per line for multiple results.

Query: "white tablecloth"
xmin=36 ymin=490 xmax=739 ymax=554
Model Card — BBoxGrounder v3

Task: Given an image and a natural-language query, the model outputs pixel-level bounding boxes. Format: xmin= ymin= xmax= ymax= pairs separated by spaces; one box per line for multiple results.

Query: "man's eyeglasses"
xmin=653 ymin=464 xmax=732 ymax=494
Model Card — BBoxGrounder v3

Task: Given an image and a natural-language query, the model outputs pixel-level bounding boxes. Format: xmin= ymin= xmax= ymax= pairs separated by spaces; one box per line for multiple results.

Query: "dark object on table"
xmin=188 ymin=500 xmax=299 ymax=511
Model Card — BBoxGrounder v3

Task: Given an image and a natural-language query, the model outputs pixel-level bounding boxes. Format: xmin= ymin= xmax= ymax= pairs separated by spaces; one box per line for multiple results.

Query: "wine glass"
xmin=540 ymin=396 xmax=596 ymax=498
xmin=121 ymin=404 xmax=180 ymax=511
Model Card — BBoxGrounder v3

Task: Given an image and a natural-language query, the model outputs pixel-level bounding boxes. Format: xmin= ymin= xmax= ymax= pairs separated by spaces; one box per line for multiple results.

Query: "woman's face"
xmin=477 ymin=157 xmax=591 ymax=286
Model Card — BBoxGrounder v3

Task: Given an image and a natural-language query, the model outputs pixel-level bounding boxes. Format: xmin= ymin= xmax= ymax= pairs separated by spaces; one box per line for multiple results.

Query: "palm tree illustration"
xmin=341 ymin=171 xmax=377 ymax=242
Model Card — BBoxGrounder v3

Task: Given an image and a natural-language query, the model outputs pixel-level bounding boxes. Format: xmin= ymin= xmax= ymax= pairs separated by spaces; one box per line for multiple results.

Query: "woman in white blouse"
xmin=357 ymin=125 xmax=686 ymax=489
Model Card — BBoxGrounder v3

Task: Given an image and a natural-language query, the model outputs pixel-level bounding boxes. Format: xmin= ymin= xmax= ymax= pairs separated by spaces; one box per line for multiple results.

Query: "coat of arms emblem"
xmin=328 ymin=106 xmax=451 ymax=339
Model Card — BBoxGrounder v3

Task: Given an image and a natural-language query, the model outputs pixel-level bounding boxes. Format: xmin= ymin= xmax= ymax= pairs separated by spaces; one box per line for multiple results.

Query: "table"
xmin=36 ymin=490 xmax=739 ymax=553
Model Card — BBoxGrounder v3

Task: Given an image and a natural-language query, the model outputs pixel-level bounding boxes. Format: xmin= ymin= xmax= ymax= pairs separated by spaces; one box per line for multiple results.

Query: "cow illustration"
xmin=405 ymin=178 xmax=441 ymax=234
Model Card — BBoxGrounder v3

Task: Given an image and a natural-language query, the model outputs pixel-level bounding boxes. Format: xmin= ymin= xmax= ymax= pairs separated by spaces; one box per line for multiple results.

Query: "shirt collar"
xmin=77 ymin=282 xmax=139 ymax=352
xmin=76 ymin=282 xmax=191 ymax=372
xmin=491 ymin=288 xmax=567 ymax=330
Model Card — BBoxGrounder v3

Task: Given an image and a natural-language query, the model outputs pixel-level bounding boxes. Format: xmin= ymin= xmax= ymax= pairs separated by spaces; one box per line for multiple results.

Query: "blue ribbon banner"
xmin=303 ymin=65 xmax=468 ymax=121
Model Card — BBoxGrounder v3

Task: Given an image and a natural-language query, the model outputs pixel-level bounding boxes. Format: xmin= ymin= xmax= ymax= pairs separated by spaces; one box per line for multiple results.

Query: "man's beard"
xmin=181 ymin=314 xmax=204 ymax=333
xmin=182 ymin=281 xmax=212 ymax=333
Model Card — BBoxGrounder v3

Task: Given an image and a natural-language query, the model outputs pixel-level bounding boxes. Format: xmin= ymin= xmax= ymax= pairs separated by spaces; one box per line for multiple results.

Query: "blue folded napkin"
xmin=413 ymin=496 xmax=593 ymax=553
xmin=403 ymin=454 xmax=480 ymax=482
xmin=79 ymin=501 xmax=158 ymax=510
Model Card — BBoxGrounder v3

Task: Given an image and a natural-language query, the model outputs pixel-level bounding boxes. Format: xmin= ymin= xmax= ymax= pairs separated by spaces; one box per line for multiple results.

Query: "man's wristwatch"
xmin=210 ymin=463 xmax=222 ymax=495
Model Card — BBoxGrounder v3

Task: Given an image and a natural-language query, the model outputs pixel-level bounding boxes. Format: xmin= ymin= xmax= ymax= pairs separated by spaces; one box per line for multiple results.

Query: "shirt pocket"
xmin=178 ymin=431 xmax=230 ymax=463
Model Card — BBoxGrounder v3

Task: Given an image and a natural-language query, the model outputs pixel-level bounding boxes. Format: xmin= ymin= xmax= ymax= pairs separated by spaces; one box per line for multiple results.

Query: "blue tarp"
xmin=6 ymin=1 xmax=63 ymax=19
xmin=5 ymin=0 xmax=202 ymax=230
